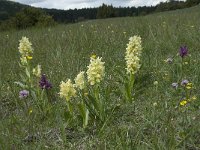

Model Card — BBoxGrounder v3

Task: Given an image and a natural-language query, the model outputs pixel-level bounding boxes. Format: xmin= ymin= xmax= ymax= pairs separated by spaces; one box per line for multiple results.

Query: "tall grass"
xmin=0 ymin=5 xmax=200 ymax=149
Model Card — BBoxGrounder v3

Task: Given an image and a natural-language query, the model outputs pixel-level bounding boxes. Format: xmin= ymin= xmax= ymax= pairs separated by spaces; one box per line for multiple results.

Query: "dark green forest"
xmin=0 ymin=0 xmax=200 ymax=30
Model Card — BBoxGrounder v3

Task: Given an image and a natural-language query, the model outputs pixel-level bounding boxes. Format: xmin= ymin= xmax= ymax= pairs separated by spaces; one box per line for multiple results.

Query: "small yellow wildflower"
xmin=184 ymin=62 xmax=188 ymax=65
xmin=180 ymin=100 xmax=187 ymax=106
xmin=91 ymin=54 xmax=96 ymax=59
xmin=186 ymin=82 xmax=192 ymax=90
xmin=27 ymin=56 xmax=33 ymax=60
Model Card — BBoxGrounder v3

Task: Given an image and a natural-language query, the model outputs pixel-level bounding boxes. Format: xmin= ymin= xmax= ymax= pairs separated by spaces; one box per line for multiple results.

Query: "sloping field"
xmin=0 ymin=5 xmax=200 ymax=149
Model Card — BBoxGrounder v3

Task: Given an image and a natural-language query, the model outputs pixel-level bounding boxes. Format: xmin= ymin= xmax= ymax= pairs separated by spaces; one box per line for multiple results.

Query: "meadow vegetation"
xmin=0 ymin=5 xmax=200 ymax=149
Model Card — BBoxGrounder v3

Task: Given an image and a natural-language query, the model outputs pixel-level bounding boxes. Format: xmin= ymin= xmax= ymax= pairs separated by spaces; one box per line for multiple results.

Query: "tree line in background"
xmin=0 ymin=0 xmax=199 ymax=31
xmin=0 ymin=8 xmax=56 ymax=30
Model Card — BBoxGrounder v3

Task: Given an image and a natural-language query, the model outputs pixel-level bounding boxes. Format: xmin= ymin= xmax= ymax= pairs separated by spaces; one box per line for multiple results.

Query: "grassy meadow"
xmin=0 ymin=5 xmax=200 ymax=149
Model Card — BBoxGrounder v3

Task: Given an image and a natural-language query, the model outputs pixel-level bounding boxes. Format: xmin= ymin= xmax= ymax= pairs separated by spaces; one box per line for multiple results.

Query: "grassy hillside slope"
xmin=0 ymin=5 xmax=200 ymax=149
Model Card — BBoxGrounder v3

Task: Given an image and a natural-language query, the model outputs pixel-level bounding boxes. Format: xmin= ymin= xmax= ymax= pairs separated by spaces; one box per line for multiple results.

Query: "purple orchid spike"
xmin=179 ymin=46 xmax=188 ymax=58
xmin=39 ymin=74 xmax=52 ymax=89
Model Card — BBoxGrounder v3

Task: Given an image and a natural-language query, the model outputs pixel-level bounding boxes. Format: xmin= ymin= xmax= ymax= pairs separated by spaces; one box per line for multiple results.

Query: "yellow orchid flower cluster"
xmin=125 ymin=35 xmax=142 ymax=75
xmin=59 ymin=56 xmax=105 ymax=101
xmin=18 ymin=37 xmax=33 ymax=65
